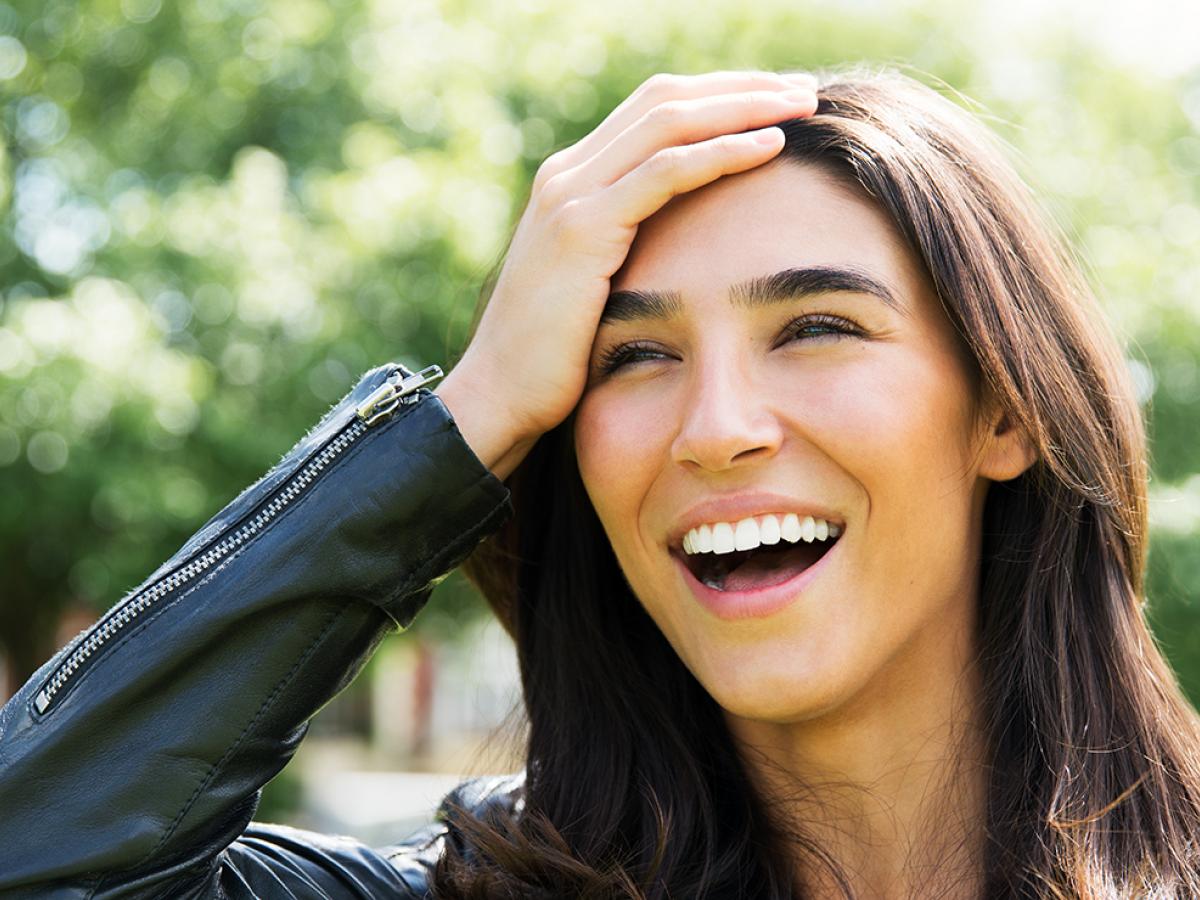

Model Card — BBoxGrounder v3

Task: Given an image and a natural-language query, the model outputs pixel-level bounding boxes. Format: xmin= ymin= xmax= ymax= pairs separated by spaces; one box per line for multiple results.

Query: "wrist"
xmin=435 ymin=366 xmax=536 ymax=482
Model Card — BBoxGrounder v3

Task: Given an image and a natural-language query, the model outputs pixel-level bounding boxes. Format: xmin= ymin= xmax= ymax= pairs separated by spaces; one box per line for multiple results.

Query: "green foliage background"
xmin=1 ymin=1 xmax=1198 ymax=700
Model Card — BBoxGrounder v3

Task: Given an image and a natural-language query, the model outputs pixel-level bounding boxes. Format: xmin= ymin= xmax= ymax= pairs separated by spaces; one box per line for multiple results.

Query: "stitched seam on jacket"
xmin=152 ymin=604 xmax=346 ymax=863
xmin=87 ymin=603 xmax=347 ymax=900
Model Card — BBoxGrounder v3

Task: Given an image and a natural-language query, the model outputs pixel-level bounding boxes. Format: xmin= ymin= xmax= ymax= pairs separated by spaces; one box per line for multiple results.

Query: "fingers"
xmin=576 ymin=88 xmax=818 ymax=189
xmin=539 ymin=69 xmax=817 ymax=182
xmin=602 ymin=126 xmax=788 ymax=227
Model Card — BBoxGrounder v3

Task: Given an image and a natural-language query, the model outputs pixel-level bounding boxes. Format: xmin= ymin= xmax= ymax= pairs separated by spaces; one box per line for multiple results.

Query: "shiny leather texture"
xmin=0 ymin=363 xmax=525 ymax=898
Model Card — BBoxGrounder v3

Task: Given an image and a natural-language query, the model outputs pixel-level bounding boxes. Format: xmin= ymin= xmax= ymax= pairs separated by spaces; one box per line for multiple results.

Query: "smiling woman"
xmin=3 ymin=64 xmax=1197 ymax=900
xmin=441 ymin=68 xmax=1200 ymax=897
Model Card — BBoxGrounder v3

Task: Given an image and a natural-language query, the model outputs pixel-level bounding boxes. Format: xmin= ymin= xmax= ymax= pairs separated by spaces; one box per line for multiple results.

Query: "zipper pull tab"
xmin=356 ymin=364 xmax=444 ymax=425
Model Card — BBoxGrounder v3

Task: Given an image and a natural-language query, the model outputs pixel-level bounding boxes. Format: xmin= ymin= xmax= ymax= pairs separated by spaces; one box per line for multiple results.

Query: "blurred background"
xmin=1 ymin=0 xmax=1198 ymax=842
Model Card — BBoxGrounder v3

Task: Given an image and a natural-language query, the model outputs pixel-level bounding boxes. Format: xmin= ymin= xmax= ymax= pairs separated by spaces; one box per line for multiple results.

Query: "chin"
xmin=697 ymin=656 xmax=850 ymax=725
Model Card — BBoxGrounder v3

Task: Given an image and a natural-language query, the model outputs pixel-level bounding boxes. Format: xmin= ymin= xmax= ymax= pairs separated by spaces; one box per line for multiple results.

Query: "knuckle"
xmin=550 ymin=198 xmax=591 ymax=239
xmin=532 ymin=149 xmax=569 ymax=189
xmin=638 ymin=72 xmax=681 ymax=100
xmin=740 ymin=88 xmax=772 ymax=107
xmin=648 ymin=144 xmax=689 ymax=175
xmin=735 ymin=69 xmax=777 ymax=87
xmin=642 ymin=100 xmax=688 ymax=131
xmin=718 ymin=130 xmax=754 ymax=153
xmin=729 ymin=89 xmax=772 ymax=116
xmin=533 ymin=170 xmax=572 ymax=209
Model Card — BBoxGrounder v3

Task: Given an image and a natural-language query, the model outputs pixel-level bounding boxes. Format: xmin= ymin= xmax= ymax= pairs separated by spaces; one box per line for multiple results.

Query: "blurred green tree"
xmin=1 ymin=0 xmax=1197 ymax=701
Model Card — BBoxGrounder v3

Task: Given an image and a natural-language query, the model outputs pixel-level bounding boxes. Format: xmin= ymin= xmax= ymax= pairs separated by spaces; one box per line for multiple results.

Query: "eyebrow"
xmin=599 ymin=265 xmax=907 ymax=324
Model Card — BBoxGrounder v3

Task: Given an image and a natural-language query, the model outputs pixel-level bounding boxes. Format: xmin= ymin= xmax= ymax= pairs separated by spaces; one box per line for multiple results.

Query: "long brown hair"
xmin=431 ymin=64 xmax=1200 ymax=897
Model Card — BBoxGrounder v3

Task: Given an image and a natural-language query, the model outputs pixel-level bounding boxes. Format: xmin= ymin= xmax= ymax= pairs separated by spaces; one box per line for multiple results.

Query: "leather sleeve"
xmin=0 ymin=363 xmax=514 ymax=899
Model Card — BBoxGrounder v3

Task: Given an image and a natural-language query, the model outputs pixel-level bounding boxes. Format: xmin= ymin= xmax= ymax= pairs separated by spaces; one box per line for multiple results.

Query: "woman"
xmin=0 ymin=64 xmax=1196 ymax=898
xmin=436 ymin=67 xmax=1200 ymax=898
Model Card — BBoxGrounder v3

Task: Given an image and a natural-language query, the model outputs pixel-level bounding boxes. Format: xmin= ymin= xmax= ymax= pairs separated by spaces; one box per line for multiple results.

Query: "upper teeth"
xmin=681 ymin=514 xmax=841 ymax=555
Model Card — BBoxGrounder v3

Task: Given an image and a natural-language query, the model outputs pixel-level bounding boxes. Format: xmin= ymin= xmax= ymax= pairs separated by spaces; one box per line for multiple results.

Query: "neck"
xmin=727 ymin=611 xmax=990 ymax=899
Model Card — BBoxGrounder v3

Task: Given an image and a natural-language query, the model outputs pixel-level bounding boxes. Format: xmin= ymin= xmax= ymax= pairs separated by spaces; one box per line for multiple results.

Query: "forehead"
xmin=610 ymin=161 xmax=927 ymax=309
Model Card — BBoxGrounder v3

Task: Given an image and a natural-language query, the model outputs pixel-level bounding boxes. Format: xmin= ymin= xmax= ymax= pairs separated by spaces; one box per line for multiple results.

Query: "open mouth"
xmin=676 ymin=532 xmax=842 ymax=593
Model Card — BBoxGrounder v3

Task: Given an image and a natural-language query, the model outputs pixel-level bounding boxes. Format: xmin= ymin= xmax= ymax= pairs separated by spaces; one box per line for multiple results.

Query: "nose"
xmin=670 ymin=355 xmax=784 ymax=472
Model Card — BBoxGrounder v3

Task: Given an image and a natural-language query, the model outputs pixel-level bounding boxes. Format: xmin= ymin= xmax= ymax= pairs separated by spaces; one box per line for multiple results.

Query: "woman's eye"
xmin=780 ymin=313 xmax=862 ymax=345
xmin=595 ymin=341 xmax=667 ymax=375
xmin=595 ymin=314 xmax=861 ymax=376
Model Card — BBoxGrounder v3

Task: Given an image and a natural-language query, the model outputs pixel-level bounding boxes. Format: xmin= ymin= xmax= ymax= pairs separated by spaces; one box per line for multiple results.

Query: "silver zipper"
xmin=355 ymin=365 xmax=445 ymax=425
xmin=33 ymin=364 xmax=444 ymax=716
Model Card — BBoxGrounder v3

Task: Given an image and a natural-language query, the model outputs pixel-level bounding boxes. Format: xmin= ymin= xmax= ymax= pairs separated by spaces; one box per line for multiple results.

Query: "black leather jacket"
xmin=0 ymin=362 xmax=525 ymax=898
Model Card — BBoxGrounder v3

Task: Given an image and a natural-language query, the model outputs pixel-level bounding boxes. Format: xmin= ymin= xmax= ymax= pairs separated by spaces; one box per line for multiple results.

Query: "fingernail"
xmin=782 ymin=88 xmax=815 ymax=103
xmin=783 ymin=72 xmax=819 ymax=86
xmin=752 ymin=127 xmax=783 ymax=145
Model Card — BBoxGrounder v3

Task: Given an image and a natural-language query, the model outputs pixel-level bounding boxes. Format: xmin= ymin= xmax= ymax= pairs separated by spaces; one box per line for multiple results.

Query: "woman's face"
xmin=573 ymin=161 xmax=1022 ymax=725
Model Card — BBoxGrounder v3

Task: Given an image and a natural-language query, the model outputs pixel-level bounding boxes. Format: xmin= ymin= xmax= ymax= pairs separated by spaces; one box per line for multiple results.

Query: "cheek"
xmin=779 ymin=345 xmax=977 ymax=486
xmin=796 ymin=347 xmax=980 ymax=589
xmin=573 ymin=389 xmax=674 ymax=536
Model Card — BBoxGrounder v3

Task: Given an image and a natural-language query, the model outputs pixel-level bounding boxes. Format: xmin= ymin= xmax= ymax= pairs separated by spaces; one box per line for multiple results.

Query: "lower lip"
xmin=673 ymin=535 xmax=843 ymax=621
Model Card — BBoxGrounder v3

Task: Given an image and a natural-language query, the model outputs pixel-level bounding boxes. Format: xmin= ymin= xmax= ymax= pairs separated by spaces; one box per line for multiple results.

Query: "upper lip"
xmin=666 ymin=492 xmax=846 ymax=551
